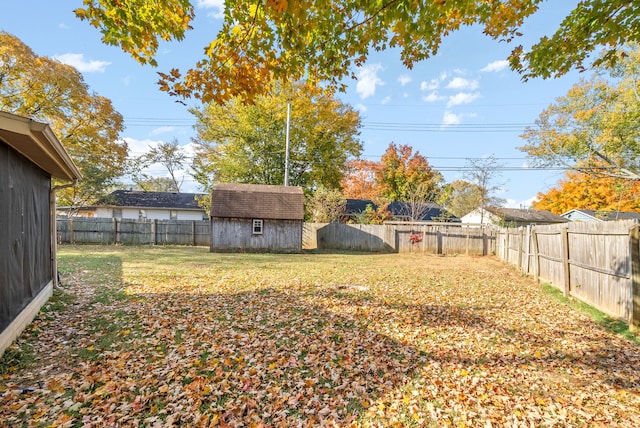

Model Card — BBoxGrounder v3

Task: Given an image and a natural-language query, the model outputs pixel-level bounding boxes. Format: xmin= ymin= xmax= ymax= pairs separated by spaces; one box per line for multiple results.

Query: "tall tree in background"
xmin=190 ymin=81 xmax=362 ymax=194
xmin=520 ymin=45 xmax=640 ymax=181
xmin=0 ymin=32 xmax=127 ymax=207
xmin=440 ymin=179 xmax=484 ymax=218
xmin=306 ymin=186 xmax=347 ymax=223
xmin=76 ymin=1 xmax=640 ymax=104
xmin=532 ymin=172 xmax=640 ymax=214
xmin=341 ymin=159 xmax=382 ymax=200
xmin=463 ymin=155 xmax=505 ymax=223
xmin=377 ymin=143 xmax=443 ymax=203
xmin=130 ymin=138 xmax=187 ymax=192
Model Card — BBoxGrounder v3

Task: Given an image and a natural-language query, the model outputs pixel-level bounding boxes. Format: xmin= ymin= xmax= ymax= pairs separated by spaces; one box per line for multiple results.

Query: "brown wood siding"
xmin=211 ymin=217 xmax=302 ymax=253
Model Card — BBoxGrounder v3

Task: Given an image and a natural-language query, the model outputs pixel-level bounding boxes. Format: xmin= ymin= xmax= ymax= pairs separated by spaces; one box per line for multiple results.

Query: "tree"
xmin=520 ymin=46 xmax=640 ymax=181
xmin=75 ymin=1 xmax=640 ymax=104
xmin=377 ymin=143 xmax=442 ymax=203
xmin=190 ymin=81 xmax=362 ymax=194
xmin=532 ymin=171 xmax=640 ymax=214
xmin=440 ymin=179 xmax=483 ymax=218
xmin=131 ymin=177 xmax=181 ymax=192
xmin=306 ymin=186 xmax=347 ymax=223
xmin=0 ymin=32 xmax=127 ymax=207
xmin=340 ymin=159 xmax=382 ymax=200
xmin=129 ymin=138 xmax=187 ymax=192
xmin=463 ymin=155 xmax=505 ymax=223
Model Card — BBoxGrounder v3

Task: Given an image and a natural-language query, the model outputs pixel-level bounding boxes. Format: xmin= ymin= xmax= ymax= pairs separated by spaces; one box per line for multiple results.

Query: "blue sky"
xmin=2 ymin=1 xmax=587 ymax=207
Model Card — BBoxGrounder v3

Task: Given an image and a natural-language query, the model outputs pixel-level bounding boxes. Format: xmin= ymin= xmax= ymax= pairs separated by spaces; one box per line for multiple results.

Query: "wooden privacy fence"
xmin=496 ymin=220 xmax=640 ymax=329
xmin=309 ymin=222 xmax=495 ymax=255
xmin=56 ymin=218 xmax=210 ymax=246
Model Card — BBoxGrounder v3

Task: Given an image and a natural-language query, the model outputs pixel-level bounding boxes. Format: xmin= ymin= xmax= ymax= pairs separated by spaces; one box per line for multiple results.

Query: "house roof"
xmin=485 ymin=206 xmax=568 ymax=223
xmin=211 ymin=183 xmax=304 ymax=220
xmin=562 ymin=209 xmax=640 ymax=221
xmin=345 ymin=199 xmax=459 ymax=222
xmin=0 ymin=111 xmax=81 ymax=181
xmin=97 ymin=190 xmax=205 ymax=210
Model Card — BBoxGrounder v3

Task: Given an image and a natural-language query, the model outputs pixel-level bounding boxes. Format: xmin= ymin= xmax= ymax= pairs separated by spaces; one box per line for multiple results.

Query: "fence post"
xmin=152 ymin=219 xmax=158 ymax=245
xmin=70 ymin=217 xmax=75 ymax=244
xmin=561 ymin=226 xmax=571 ymax=297
xmin=531 ymin=227 xmax=539 ymax=283
xmin=629 ymin=225 xmax=640 ymax=330
xmin=523 ymin=225 xmax=531 ymax=275
xmin=517 ymin=227 xmax=523 ymax=269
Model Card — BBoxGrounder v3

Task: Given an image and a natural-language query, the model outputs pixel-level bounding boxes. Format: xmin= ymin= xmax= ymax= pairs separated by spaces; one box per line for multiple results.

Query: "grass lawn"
xmin=1 ymin=245 xmax=639 ymax=427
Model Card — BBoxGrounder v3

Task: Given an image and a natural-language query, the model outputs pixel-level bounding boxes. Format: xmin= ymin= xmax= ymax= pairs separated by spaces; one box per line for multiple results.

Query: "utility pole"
xmin=284 ymin=102 xmax=291 ymax=186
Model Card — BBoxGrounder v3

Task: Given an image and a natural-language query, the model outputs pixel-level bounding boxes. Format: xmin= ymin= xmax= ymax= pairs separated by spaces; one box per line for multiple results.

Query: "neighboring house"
xmin=461 ymin=206 xmax=568 ymax=227
xmin=562 ymin=209 xmax=640 ymax=222
xmin=1 ymin=111 xmax=81 ymax=357
xmin=344 ymin=199 xmax=459 ymax=222
xmin=210 ymin=183 xmax=304 ymax=253
xmin=58 ymin=190 xmax=209 ymax=221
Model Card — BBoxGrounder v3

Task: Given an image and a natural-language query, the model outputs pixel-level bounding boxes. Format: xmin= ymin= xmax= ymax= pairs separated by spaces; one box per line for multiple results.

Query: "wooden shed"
xmin=210 ymin=183 xmax=304 ymax=253
xmin=1 ymin=111 xmax=81 ymax=357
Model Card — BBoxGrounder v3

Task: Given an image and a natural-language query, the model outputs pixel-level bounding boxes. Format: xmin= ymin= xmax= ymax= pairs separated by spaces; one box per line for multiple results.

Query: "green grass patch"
xmin=541 ymin=283 xmax=640 ymax=344
xmin=0 ymin=342 xmax=35 ymax=376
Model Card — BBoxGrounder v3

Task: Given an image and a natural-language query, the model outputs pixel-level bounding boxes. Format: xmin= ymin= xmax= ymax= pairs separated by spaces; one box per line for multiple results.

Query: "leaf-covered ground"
xmin=1 ymin=246 xmax=639 ymax=427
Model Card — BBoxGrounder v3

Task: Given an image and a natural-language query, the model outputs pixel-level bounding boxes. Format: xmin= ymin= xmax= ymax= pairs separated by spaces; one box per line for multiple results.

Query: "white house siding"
xmin=460 ymin=209 xmax=496 ymax=225
xmin=94 ymin=207 xmax=206 ymax=220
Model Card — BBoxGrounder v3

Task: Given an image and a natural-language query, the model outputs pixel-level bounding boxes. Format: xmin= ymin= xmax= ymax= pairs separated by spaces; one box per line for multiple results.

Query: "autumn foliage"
xmin=341 ymin=143 xmax=442 ymax=204
xmin=2 ymin=246 xmax=639 ymax=426
xmin=532 ymin=172 xmax=640 ymax=214
xmin=75 ymin=1 xmax=640 ymax=103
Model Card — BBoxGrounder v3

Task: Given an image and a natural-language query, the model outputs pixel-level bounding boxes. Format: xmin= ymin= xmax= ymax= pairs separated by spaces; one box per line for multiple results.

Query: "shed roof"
xmin=485 ymin=206 xmax=568 ymax=223
xmin=97 ymin=190 xmax=205 ymax=210
xmin=0 ymin=111 xmax=81 ymax=181
xmin=211 ymin=183 xmax=304 ymax=220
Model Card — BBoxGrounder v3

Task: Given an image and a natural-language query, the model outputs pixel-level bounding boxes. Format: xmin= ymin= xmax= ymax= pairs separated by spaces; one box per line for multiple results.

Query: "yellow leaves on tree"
xmin=532 ymin=172 xmax=640 ymax=214
xmin=75 ymin=1 xmax=640 ymax=104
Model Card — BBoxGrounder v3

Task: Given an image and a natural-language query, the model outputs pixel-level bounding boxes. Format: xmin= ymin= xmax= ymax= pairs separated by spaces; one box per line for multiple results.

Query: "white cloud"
xmin=53 ymin=53 xmax=110 ymax=73
xmin=442 ymin=111 xmax=461 ymax=126
xmin=150 ymin=126 xmax=177 ymax=136
xmin=356 ymin=63 xmax=384 ymax=99
xmin=124 ymin=137 xmax=162 ymax=157
xmin=447 ymin=92 xmax=480 ymax=107
xmin=446 ymin=77 xmax=479 ymax=90
xmin=196 ymin=0 xmax=225 ymax=18
xmin=420 ymin=72 xmax=449 ymax=91
xmin=481 ymin=60 xmax=509 ymax=72
xmin=398 ymin=74 xmax=412 ymax=86
xmin=504 ymin=196 xmax=535 ymax=209
xmin=354 ymin=103 xmax=368 ymax=113
xmin=420 ymin=79 xmax=441 ymax=91
xmin=381 ymin=96 xmax=391 ymax=105
xmin=423 ymin=91 xmax=444 ymax=103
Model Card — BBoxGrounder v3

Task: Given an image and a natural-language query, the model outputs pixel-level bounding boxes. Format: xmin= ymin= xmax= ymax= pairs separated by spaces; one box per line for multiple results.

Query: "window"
xmin=252 ymin=219 xmax=263 ymax=235
xmin=170 ymin=210 xmax=178 ymax=220
xmin=139 ymin=209 xmax=147 ymax=220
xmin=112 ymin=209 xmax=122 ymax=219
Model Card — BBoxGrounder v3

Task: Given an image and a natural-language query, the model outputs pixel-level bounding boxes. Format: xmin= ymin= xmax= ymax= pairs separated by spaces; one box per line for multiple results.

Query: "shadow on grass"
xmin=4 ymin=248 xmax=640 ymax=426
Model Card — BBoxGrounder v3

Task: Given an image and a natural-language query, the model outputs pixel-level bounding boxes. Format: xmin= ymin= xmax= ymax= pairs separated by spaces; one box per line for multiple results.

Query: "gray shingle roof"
xmin=485 ymin=206 xmax=568 ymax=223
xmin=211 ymin=183 xmax=304 ymax=220
xmin=98 ymin=190 xmax=204 ymax=210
